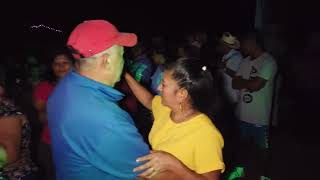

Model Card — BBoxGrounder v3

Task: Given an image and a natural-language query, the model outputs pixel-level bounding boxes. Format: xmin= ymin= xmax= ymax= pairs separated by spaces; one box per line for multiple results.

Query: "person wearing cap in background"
xmin=46 ymin=20 xmax=166 ymax=180
xmin=228 ymin=31 xmax=277 ymax=180
xmin=216 ymin=32 xmax=243 ymax=105
xmin=215 ymin=33 xmax=243 ymax=176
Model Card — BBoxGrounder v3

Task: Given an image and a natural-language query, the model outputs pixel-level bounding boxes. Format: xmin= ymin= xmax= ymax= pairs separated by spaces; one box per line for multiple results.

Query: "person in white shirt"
xmin=215 ymin=33 xmax=243 ymax=176
xmin=228 ymin=31 xmax=277 ymax=180
xmin=216 ymin=32 xmax=243 ymax=105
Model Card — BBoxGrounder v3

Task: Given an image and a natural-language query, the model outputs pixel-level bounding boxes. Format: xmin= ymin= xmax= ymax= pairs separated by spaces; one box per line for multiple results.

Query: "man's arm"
xmin=137 ymin=171 xmax=180 ymax=180
xmin=225 ymin=68 xmax=237 ymax=78
xmin=137 ymin=165 xmax=220 ymax=180
xmin=134 ymin=150 xmax=222 ymax=180
xmin=233 ymin=57 xmax=277 ymax=92
xmin=174 ymin=166 xmax=220 ymax=180
xmin=232 ymin=76 xmax=267 ymax=92
xmin=138 ymin=170 xmax=219 ymax=180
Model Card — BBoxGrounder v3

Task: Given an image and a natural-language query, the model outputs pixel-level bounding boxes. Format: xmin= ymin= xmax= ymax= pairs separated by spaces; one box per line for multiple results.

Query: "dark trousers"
xmin=234 ymin=121 xmax=271 ymax=179
xmin=37 ymin=142 xmax=56 ymax=180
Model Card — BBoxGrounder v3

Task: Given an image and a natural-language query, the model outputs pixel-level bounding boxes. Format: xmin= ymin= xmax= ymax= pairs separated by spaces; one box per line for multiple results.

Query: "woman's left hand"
xmin=133 ymin=150 xmax=182 ymax=179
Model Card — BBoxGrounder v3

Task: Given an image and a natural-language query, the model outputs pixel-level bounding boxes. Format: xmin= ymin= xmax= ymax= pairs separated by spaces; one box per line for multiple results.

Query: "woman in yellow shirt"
xmin=125 ymin=58 xmax=224 ymax=180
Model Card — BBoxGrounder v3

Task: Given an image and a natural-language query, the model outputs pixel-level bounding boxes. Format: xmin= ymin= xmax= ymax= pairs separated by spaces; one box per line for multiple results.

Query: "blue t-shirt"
xmin=47 ymin=71 xmax=149 ymax=180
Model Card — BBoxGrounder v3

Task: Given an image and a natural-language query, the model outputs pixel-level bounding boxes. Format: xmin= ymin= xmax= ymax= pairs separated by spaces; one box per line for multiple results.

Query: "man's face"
xmin=241 ymin=38 xmax=255 ymax=57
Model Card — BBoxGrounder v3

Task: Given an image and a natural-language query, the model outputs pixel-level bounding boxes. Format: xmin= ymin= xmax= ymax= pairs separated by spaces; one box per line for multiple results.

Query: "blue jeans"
xmin=239 ymin=121 xmax=269 ymax=149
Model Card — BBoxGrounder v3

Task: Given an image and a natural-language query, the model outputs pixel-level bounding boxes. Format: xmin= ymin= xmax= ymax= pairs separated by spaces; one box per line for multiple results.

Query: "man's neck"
xmin=77 ymin=70 xmax=115 ymax=87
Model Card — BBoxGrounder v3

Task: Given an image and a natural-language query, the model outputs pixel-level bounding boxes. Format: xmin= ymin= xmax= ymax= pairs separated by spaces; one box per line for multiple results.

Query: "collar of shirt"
xmin=68 ymin=70 xmax=124 ymax=102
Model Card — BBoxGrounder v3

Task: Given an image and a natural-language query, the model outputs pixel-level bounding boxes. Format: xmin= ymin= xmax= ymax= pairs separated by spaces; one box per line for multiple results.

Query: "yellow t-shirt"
xmin=149 ymin=96 xmax=225 ymax=174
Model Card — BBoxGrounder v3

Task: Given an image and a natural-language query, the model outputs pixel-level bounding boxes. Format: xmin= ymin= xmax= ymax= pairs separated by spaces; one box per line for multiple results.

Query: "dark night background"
xmin=2 ymin=0 xmax=316 ymax=48
xmin=1 ymin=0 xmax=319 ymax=179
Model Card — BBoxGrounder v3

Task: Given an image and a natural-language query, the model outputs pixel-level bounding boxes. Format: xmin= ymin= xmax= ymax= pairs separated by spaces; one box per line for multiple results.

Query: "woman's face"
xmin=157 ymin=70 xmax=181 ymax=109
xmin=52 ymin=54 xmax=73 ymax=79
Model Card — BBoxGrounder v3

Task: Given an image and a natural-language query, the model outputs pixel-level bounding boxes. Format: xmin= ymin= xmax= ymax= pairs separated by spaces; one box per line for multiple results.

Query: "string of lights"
xmin=30 ymin=24 xmax=63 ymax=33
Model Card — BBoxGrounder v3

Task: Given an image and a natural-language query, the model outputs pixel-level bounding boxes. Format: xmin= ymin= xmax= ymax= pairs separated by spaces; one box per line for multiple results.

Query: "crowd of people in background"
xmin=2 ymin=19 xmax=318 ymax=180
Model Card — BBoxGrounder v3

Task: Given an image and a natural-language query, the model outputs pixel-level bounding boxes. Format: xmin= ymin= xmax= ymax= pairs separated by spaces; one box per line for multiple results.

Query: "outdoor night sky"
xmin=1 ymin=0 xmax=315 ymax=51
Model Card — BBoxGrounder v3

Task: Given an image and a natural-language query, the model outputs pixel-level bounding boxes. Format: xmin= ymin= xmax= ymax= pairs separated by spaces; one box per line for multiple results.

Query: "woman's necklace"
xmin=170 ymin=109 xmax=199 ymax=123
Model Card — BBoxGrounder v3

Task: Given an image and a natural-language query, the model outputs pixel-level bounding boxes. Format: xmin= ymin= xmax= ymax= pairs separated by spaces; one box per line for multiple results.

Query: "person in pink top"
xmin=33 ymin=49 xmax=73 ymax=180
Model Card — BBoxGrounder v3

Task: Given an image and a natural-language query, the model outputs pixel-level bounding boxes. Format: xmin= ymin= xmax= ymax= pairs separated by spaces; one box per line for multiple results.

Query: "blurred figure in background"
xmin=177 ymin=43 xmax=201 ymax=59
xmin=229 ymin=31 xmax=277 ymax=180
xmin=216 ymin=32 xmax=243 ymax=105
xmin=129 ymin=42 xmax=153 ymax=87
xmin=150 ymin=48 xmax=167 ymax=95
xmin=215 ymin=32 xmax=243 ymax=178
xmin=0 ymin=71 xmax=38 ymax=180
xmin=33 ymin=48 xmax=73 ymax=180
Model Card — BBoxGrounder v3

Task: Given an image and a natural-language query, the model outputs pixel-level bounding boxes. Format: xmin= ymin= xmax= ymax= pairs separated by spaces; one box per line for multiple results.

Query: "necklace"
xmin=170 ymin=109 xmax=200 ymax=123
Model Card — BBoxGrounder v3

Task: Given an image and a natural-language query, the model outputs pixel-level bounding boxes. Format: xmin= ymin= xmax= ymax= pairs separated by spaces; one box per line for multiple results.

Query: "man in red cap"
xmin=46 ymin=20 xmax=170 ymax=180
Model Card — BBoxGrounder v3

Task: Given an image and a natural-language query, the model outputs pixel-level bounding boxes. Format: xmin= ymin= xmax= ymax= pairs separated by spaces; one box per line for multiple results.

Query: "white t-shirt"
xmin=235 ymin=53 xmax=277 ymax=126
xmin=220 ymin=49 xmax=243 ymax=104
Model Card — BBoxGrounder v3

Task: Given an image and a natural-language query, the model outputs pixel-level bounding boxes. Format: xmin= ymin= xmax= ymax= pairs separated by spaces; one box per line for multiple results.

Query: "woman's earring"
xmin=179 ymin=103 xmax=183 ymax=112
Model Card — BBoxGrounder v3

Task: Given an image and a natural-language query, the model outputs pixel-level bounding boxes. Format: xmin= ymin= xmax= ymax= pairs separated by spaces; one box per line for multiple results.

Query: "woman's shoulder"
xmin=152 ymin=96 xmax=163 ymax=110
xmin=193 ymin=114 xmax=223 ymax=137
xmin=152 ymin=95 xmax=161 ymax=105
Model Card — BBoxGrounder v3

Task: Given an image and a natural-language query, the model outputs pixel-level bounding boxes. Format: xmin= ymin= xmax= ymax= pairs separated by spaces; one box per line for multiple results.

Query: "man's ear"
xmin=99 ymin=53 xmax=110 ymax=69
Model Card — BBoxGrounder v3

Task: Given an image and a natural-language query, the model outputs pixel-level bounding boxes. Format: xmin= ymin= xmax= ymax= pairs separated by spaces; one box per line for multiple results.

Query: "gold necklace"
xmin=170 ymin=109 xmax=199 ymax=123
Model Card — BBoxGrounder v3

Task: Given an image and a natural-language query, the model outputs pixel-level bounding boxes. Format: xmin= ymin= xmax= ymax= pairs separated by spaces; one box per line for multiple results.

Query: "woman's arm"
xmin=0 ymin=115 xmax=22 ymax=165
xmin=134 ymin=151 xmax=221 ymax=180
xmin=124 ymin=72 xmax=154 ymax=110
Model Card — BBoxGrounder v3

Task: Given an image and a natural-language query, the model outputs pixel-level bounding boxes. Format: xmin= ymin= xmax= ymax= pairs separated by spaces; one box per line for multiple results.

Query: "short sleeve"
xmin=258 ymin=58 xmax=277 ymax=81
xmin=151 ymin=96 xmax=162 ymax=121
xmin=194 ymin=129 xmax=225 ymax=174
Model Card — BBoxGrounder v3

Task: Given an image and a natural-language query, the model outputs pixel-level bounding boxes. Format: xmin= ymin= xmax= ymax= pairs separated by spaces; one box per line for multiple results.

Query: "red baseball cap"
xmin=67 ymin=20 xmax=137 ymax=59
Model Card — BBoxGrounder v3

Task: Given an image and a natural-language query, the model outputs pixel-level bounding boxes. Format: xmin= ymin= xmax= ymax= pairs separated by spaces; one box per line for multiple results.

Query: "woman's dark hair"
xmin=49 ymin=48 xmax=74 ymax=64
xmin=45 ymin=47 xmax=74 ymax=83
xmin=164 ymin=58 xmax=215 ymax=116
